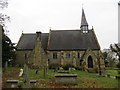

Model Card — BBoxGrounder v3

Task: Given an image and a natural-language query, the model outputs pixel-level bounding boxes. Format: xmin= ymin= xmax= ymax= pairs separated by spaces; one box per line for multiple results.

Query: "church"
xmin=16 ymin=8 xmax=105 ymax=72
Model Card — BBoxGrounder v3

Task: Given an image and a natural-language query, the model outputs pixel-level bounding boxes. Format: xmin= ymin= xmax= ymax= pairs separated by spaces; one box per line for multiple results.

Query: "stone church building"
xmin=16 ymin=9 xmax=105 ymax=72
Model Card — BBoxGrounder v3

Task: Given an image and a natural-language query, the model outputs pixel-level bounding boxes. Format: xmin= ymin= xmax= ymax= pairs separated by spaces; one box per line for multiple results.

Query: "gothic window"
xmin=82 ymin=26 xmax=88 ymax=30
xmin=78 ymin=52 xmax=81 ymax=58
xmin=25 ymin=53 xmax=27 ymax=59
xmin=53 ymin=52 xmax=57 ymax=59
xmin=66 ymin=53 xmax=70 ymax=59
xmin=83 ymin=30 xmax=88 ymax=33
xmin=80 ymin=60 xmax=83 ymax=66
xmin=88 ymin=56 xmax=93 ymax=68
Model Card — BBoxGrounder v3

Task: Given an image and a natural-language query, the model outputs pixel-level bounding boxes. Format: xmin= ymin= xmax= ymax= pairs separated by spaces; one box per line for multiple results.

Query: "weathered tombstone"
xmin=6 ymin=80 xmax=19 ymax=88
xmin=55 ymin=74 xmax=77 ymax=85
xmin=69 ymin=67 xmax=71 ymax=72
xmin=35 ymin=69 xmax=38 ymax=74
xmin=35 ymin=67 xmax=39 ymax=74
xmin=22 ymin=53 xmax=30 ymax=88
xmin=43 ymin=66 xmax=47 ymax=78
xmin=19 ymin=69 xmax=23 ymax=77
xmin=46 ymin=67 xmax=48 ymax=75
xmin=4 ymin=61 xmax=8 ymax=71
xmin=23 ymin=64 xmax=30 ymax=88
xmin=116 ymin=76 xmax=120 ymax=80
xmin=58 ymin=70 xmax=69 ymax=73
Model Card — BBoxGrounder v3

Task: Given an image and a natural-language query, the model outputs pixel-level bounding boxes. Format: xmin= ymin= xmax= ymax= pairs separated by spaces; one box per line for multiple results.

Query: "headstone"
xmin=73 ymin=58 xmax=76 ymax=66
xmin=43 ymin=66 xmax=47 ymax=78
xmin=5 ymin=61 xmax=8 ymax=71
xmin=19 ymin=69 xmax=23 ymax=77
xmin=35 ymin=70 xmax=39 ymax=74
xmin=23 ymin=64 xmax=30 ymax=88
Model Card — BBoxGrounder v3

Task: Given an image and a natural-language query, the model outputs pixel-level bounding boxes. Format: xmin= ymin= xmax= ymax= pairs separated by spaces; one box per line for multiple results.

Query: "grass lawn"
xmin=2 ymin=67 xmax=120 ymax=88
xmin=104 ymin=70 xmax=119 ymax=76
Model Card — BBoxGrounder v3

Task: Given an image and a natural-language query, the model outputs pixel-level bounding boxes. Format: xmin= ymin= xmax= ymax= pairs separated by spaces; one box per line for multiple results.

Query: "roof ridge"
xmin=51 ymin=29 xmax=92 ymax=31
xmin=51 ymin=30 xmax=80 ymax=31
xmin=22 ymin=33 xmax=36 ymax=35
xmin=22 ymin=33 xmax=49 ymax=35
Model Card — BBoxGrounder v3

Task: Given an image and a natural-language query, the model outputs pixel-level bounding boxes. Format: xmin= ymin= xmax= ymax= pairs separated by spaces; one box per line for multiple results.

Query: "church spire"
xmin=80 ymin=8 xmax=88 ymax=30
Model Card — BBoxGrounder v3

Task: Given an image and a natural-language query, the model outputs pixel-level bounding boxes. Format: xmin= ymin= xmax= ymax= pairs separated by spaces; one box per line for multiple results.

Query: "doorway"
xmin=88 ymin=56 xmax=93 ymax=68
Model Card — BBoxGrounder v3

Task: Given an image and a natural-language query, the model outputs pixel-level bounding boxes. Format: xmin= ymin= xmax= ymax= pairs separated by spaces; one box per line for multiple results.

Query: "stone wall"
xmin=27 ymin=36 xmax=48 ymax=68
xmin=82 ymin=49 xmax=105 ymax=72
xmin=48 ymin=49 xmax=105 ymax=72
xmin=16 ymin=50 xmax=31 ymax=66
xmin=16 ymin=48 xmax=105 ymax=72
xmin=48 ymin=51 xmax=85 ymax=66
xmin=16 ymin=35 xmax=48 ymax=68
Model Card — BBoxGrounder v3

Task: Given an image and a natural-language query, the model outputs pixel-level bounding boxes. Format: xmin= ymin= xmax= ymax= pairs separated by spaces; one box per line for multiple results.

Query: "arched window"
xmin=25 ymin=53 xmax=27 ymax=59
xmin=78 ymin=52 xmax=80 ymax=58
xmin=80 ymin=60 xmax=83 ymax=66
xmin=53 ymin=52 xmax=57 ymax=59
xmin=88 ymin=56 xmax=93 ymax=68
xmin=66 ymin=53 xmax=70 ymax=59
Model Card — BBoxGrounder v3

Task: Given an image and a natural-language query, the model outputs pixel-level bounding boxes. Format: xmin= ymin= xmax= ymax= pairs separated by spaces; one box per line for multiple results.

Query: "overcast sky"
xmin=1 ymin=0 xmax=119 ymax=50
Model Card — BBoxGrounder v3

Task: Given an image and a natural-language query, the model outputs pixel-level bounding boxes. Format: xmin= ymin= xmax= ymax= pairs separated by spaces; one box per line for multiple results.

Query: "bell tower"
xmin=80 ymin=8 xmax=88 ymax=30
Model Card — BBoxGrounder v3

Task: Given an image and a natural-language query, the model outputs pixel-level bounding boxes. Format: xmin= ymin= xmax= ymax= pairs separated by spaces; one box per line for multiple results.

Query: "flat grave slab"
xmin=55 ymin=74 xmax=77 ymax=85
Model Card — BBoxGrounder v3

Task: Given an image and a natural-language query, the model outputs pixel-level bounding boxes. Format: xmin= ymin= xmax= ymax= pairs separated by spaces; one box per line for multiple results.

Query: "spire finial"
xmin=82 ymin=3 xmax=84 ymax=8
xmin=50 ymin=27 xmax=51 ymax=30
xmin=92 ymin=26 xmax=94 ymax=30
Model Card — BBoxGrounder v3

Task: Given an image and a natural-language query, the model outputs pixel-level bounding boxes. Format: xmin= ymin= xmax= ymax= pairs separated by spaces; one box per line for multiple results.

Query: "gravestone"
xmin=23 ymin=64 xmax=30 ymax=88
xmin=19 ymin=69 xmax=23 ymax=77
xmin=6 ymin=80 xmax=19 ymax=88
xmin=58 ymin=70 xmax=69 ymax=73
xmin=55 ymin=74 xmax=77 ymax=85
xmin=43 ymin=66 xmax=48 ymax=78
xmin=6 ymin=80 xmax=37 ymax=88
xmin=4 ymin=61 xmax=8 ymax=71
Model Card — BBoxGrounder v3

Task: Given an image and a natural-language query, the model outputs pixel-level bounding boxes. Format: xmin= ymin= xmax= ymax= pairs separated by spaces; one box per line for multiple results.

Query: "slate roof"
xmin=17 ymin=30 xmax=100 ymax=51
xmin=17 ymin=33 xmax=48 ymax=50
xmin=48 ymin=30 xmax=100 ymax=51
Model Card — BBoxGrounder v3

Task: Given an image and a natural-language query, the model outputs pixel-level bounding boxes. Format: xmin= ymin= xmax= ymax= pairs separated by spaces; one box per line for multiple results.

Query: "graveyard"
xmin=1 ymin=0 xmax=120 ymax=89
xmin=2 ymin=66 xmax=120 ymax=88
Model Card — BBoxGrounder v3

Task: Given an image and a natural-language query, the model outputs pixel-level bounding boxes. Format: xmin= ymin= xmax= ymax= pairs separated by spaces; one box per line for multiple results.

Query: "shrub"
xmin=62 ymin=64 xmax=74 ymax=70
xmin=118 ymin=70 xmax=120 ymax=75
xmin=74 ymin=66 xmax=83 ymax=70
xmin=59 ymin=67 xmax=64 ymax=70
xmin=87 ymin=68 xmax=98 ymax=73
xmin=117 ymin=63 xmax=120 ymax=68
xmin=49 ymin=63 xmax=61 ymax=69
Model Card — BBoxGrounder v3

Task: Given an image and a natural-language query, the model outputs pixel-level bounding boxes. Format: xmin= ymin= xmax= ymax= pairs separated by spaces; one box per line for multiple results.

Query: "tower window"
xmin=78 ymin=52 xmax=81 ymax=58
xmin=53 ymin=52 xmax=57 ymax=59
xmin=66 ymin=53 xmax=70 ymax=59
xmin=25 ymin=53 xmax=27 ymax=59
xmin=81 ymin=26 xmax=88 ymax=31
xmin=83 ymin=30 xmax=88 ymax=34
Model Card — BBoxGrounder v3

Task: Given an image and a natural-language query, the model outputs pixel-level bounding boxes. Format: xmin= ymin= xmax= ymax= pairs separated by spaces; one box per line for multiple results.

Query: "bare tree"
xmin=96 ymin=51 xmax=102 ymax=76
xmin=0 ymin=0 xmax=8 ymax=9
xmin=110 ymin=44 xmax=120 ymax=68
xmin=0 ymin=0 xmax=10 ymax=32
